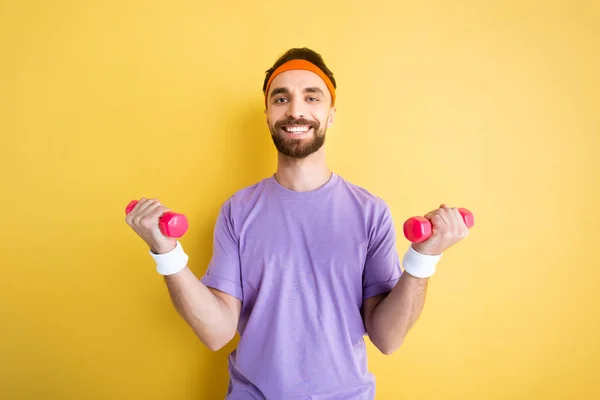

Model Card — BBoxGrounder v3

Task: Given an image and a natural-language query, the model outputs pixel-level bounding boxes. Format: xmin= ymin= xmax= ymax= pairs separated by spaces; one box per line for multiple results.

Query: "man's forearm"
xmin=370 ymin=272 xmax=429 ymax=354
xmin=164 ymin=267 xmax=237 ymax=351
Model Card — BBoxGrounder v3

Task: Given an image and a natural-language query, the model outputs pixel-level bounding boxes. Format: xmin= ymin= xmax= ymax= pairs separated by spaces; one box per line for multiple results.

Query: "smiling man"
xmin=125 ymin=48 xmax=470 ymax=399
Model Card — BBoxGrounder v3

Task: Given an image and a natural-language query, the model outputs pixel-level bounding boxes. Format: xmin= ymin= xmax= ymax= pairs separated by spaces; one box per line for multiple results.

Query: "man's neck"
xmin=274 ymin=150 xmax=332 ymax=192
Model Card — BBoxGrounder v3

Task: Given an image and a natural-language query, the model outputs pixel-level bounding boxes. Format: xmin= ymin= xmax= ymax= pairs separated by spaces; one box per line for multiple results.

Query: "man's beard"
xmin=269 ymin=117 xmax=326 ymax=159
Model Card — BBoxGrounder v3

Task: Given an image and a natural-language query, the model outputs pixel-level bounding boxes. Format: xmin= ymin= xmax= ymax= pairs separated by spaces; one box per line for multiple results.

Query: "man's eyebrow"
xmin=304 ymin=87 xmax=325 ymax=96
xmin=270 ymin=87 xmax=290 ymax=98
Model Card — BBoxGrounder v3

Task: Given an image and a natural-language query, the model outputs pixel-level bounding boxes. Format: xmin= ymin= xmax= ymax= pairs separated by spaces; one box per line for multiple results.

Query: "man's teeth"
xmin=284 ymin=126 xmax=310 ymax=133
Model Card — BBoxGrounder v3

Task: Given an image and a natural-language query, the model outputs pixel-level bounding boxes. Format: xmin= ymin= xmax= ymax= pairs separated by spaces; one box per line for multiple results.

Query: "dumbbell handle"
xmin=125 ymin=200 xmax=189 ymax=238
xmin=403 ymin=207 xmax=474 ymax=243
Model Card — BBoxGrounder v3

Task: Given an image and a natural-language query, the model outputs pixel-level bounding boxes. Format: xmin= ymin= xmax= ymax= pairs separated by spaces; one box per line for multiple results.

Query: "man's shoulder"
xmin=218 ymin=176 xmax=272 ymax=214
xmin=337 ymin=174 xmax=390 ymax=212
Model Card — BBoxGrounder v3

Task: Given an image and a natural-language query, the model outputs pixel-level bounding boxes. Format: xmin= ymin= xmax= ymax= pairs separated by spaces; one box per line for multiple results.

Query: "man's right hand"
xmin=125 ymin=197 xmax=177 ymax=254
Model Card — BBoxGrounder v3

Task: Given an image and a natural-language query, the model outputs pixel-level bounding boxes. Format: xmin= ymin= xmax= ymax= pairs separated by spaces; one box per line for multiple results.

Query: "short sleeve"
xmin=200 ymin=201 xmax=244 ymax=302
xmin=362 ymin=202 xmax=402 ymax=299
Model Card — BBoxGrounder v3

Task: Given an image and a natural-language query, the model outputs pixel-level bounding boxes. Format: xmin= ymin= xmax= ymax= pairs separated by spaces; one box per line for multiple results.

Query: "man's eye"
xmin=307 ymin=97 xmax=319 ymax=102
xmin=274 ymin=98 xmax=288 ymax=103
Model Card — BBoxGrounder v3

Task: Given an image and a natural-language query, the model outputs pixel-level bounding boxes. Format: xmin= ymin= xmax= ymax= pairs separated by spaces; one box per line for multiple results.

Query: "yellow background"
xmin=2 ymin=0 xmax=599 ymax=399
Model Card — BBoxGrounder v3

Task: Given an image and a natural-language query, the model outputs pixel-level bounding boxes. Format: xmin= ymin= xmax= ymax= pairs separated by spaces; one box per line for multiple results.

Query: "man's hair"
xmin=262 ymin=47 xmax=337 ymax=95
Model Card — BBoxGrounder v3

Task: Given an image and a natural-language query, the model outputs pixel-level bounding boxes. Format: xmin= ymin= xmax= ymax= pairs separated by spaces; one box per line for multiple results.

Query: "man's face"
xmin=265 ymin=69 xmax=335 ymax=159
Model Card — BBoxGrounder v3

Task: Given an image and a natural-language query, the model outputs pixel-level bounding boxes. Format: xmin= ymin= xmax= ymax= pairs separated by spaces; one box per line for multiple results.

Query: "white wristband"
xmin=149 ymin=241 xmax=189 ymax=276
xmin=402 ymin=245 xmax=442 ymax=278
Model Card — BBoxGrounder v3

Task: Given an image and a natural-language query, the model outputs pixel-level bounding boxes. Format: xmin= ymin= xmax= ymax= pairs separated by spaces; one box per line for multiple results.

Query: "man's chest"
xmin=237 ymin=207 xmax=369 ymax=289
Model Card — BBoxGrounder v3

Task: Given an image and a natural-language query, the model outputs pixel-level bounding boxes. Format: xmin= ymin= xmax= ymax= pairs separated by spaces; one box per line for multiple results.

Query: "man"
xmin=125 ymin=48 xmax=470 ymax=399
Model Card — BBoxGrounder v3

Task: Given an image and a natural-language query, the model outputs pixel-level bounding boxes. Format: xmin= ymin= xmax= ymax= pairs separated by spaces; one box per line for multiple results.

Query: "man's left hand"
xmin=411 ymin=204 xmax=470 ymax=256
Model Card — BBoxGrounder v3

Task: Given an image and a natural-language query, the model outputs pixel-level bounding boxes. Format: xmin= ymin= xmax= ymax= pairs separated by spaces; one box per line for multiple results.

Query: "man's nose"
xmin=286 ymin=99 xmax=305 ymax=119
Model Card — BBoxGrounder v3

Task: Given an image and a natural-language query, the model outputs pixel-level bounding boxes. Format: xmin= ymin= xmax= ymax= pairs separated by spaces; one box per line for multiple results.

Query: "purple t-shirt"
xmin=201 ymin=172 xmax=402 ymax=399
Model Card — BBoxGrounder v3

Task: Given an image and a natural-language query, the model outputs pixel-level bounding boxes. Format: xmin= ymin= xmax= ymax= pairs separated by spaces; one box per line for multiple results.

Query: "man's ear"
xmin=327 ymin=107 xmax=336 ymax=128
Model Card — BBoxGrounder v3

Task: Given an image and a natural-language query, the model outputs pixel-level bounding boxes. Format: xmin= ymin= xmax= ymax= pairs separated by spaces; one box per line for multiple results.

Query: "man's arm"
xmin=163 ymin=199 xmax=244 ymax=352
xmin=363 ymin=204 xmax=470 ymax=355
xmin=363 ymin=272 xmax=428 ymax=355
xmin=164 ymin=267 xmax=242 ymax=352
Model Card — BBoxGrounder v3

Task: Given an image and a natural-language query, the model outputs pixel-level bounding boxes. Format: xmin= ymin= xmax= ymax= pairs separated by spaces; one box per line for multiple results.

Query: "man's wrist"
xmin=402 ymin=244 xmax=442 ymax=278
xmin=150 ymin=241 xmax=177 ymax=255
xmin=149 ymin=241 xmax=189 ymax=275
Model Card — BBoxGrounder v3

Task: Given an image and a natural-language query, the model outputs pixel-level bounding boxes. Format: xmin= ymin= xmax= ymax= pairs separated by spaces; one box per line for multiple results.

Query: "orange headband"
xmin=264 ymin=59 xmax=336 ymax=107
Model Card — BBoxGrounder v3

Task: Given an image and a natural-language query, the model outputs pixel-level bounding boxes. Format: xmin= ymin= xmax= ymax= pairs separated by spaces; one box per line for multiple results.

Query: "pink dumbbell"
xmin=403 ymin=207 xmax=474 ymax=243
xmin=125 ymin=200 xmax=189 ymax=238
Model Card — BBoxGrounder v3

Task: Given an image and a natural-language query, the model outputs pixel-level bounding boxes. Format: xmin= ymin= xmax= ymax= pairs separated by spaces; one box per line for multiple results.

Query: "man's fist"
xmin=125 ymin=198 xmax=177 ymax=254
xmin=411 ymin=204 xmax=470 ymax=256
